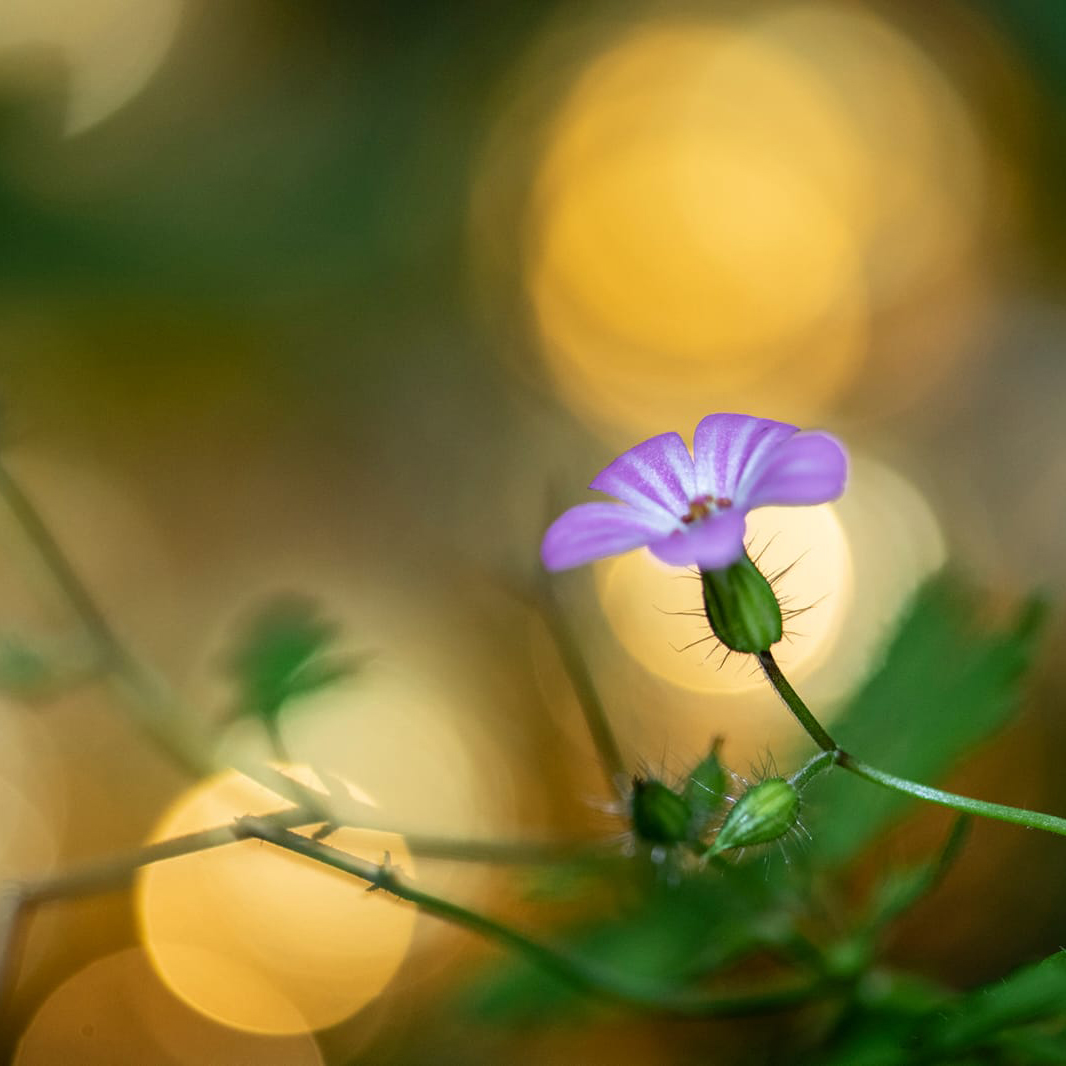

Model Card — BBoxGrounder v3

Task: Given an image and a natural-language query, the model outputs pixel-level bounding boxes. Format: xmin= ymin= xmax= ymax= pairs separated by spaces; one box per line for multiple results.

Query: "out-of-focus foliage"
xmin=463 ymin=577 xmax=1049 ymax=1058
xmin=807 ymin=579 xmax=1046 ymax=864
xmin=818 ymin=951 xmax=1066 ymax=1066
xmin=0 ymin=634 xmax=55 ymax=697
xmin=464 ymin=856 xmax=794 ymax=1024
xmin=222 ymin=597 xmax=360 ymax=730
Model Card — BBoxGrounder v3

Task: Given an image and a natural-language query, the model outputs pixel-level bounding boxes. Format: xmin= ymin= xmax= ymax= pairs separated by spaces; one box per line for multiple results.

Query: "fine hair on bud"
xmin=707 ymin=777 xmax=800 ymax=857
xmin=700 ymin=551 xmax=783 ymax=654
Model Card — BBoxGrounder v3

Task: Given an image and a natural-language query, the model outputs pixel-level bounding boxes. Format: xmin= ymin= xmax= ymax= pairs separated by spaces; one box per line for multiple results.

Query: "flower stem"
xmin=758 ymin=650 xmax=1066 ymax=839
xmin=0 ymin=460 xmax=209 ymax=777
xmin=836 ymin=756 xmax=1066 ymax=836
xmin=0 ymin=809 xmax=827 ymax=1020
xmin=0 ymin=805 xmax=622 ymax=1012
xmin=540 ymin=575 xmax=628 ymax=799
xmin=757 ymin=651 xmax=838 ymax=753
xmin=788 ymin=750 xmax=837 ymax=790
xmin=241 ymin=816 xmax=829 ymax=1016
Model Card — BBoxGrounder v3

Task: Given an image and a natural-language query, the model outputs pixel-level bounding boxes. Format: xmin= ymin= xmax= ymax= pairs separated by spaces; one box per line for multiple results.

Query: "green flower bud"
xmin=684 ymin=738 xmax=728 ymax=835
xmin=709 ymin=777 xmax=799 ymax=855
xmin=631 ymin=777 xmax=692 ymax=845
xmin=700 ymin=552 xmax=782 ymax=653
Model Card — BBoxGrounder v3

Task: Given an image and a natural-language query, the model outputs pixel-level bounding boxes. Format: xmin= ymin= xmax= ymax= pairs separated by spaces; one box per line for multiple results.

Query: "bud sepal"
xmin=700 ymin=552 xmax=783 ymax=654
xmin=683 ymin=738 xmax=728 ymax=837
xmin=630 ymin=777 xmax=693 ymax=845
xmin=706 ymin=777 xmax=800 ymax=856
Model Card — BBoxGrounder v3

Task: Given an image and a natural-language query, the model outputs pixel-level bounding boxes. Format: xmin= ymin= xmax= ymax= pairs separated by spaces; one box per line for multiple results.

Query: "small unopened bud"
xmin=631 ymin=777 xmax=692 ymax=845
xmin=684 ymin=738 xmax=728 ymax=834
xmin=700 ymin=552 xmax=782 ymax=653
xmin=708 ymin=777 xmax=799 ymax=856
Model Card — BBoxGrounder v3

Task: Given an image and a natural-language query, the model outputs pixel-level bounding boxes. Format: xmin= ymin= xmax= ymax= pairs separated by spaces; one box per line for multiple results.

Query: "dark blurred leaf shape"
xmin=463 ymin=857 xmax=799 ymax=1023
xmin=0 ymin=635 xmax=56 ymax=697
xmin=921 ymin=952 xmax=1066 ymax=1060
xmin=223 ymin=596 xmax=360 ymax=727
xmin=862 ymin=817 xmax=971 ymax=935
xmin=817 ymin=953 xmax=1066 ymax=1066
xmin=992 ymin=1026 xmax=1066 ymax=1065
xmin=803 ymin=577 xmax=1045 ymax=865
xmin=809 ymin=972 xmax=953 ymax=1066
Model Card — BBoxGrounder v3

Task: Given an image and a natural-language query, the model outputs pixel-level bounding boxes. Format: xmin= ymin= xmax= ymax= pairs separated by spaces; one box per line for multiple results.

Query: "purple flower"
xmin=541 ymin=414 xmax=848 ymax=572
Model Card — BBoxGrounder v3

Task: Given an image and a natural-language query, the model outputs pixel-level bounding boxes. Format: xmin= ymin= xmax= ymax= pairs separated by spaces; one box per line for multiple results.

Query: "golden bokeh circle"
xmin=753 ymin=2 xmax=987 ymax=304
xmin=491 ymin=4 xmax=1003 ymax=436
xmin=524 ymin=18 xmax=868 ymax=434
xmin=595 ymin=503 xmax=852 ymax=696
xmin=15 ymin=947 xmax=324 ymax=1065
xmin=137 ymin=768 xmax=416 ymax=1035
xmin=0 ymin=0 xmax=183 ymax=135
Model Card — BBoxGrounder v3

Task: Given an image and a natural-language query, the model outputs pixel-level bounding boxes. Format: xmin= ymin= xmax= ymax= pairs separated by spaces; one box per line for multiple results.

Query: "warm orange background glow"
xmin=0 ymin=1 xmax=1063 ymax=1062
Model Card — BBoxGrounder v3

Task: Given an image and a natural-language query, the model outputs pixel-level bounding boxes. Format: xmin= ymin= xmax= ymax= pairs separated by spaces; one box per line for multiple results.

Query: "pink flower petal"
xmin=590 ymin=432 xmax=696 ymax=521
xmin=693 ymin=414 xmax=798 ymax=500
xmin=648 ymin=509 xmax=747 ymax=571
xmin=739 ymin=431 xmax=848 ymax=509
xmin=541 ymin=503 xmax=675 ymax=571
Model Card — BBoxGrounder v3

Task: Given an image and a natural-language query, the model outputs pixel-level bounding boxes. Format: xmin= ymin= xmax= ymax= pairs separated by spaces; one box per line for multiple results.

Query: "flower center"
xmin=681 ymin=495 xmax=732 ymax=525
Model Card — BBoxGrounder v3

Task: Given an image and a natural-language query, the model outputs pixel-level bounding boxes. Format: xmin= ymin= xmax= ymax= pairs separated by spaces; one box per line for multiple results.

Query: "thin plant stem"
xmin=757 ymin=651 xmax=837 ymax=753
xmin=540 ymin=574 xmax=628 ymax=799
xmin=0 ymin=811 xmax=825 ymax=1020
xmin=0 ymin=806 xmax=622 ymax=1012
xmin=788 ymin=750 xmax=837 ymax=790
xmin=758 ymin=649 xmax=1066 ymax=839
xmin=5 ymin=809 xmax=617 ymax=905
xmin=837 ymin=756 xmax=1066 ymax=836
xmin=240 ymin=816 xmax=831 ymax=1016
xmin=0 ymin=461 xmax=209 ymax=777
xmin=0 ymin=461 xmax=362 ymax=820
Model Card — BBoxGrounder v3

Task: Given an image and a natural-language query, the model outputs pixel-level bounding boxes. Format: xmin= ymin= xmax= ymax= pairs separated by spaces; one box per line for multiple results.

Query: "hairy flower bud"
xmin=700 ymin=552 xmax=783 ymax=653
xmin=631 ymin=777 xmax=692 ymax=845
xmin=708 ymin=777 xmax=799 ymax=855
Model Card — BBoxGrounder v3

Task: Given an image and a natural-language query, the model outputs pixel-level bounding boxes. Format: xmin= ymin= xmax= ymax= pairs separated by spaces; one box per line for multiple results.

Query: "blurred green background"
xmin=1 ymin=1 xmax=1066 ymax=1062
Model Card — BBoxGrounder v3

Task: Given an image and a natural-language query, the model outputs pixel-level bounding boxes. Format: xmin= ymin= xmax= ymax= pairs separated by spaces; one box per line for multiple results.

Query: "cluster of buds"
xmin=629 ymin=741 xmax=803 ymax=857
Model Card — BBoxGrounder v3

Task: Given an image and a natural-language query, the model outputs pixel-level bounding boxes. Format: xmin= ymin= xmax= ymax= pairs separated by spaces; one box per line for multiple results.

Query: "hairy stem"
xmin=0 ymin=805 xmax=621 ymax=1011
xmin=241 ymin=816 xmax=829 ymax=1016
xmin=0 ymin=810 xmax=826 ymax=1019
xmin=759 ymin=649 xmax=1066 ymax=839
xmin=757 ymin=651 xmax=837 ymax=753
xmin=789 ymin=750 xmax=838 ymax=790
xmin=837 ymin=756 xmax=1066 ymax=836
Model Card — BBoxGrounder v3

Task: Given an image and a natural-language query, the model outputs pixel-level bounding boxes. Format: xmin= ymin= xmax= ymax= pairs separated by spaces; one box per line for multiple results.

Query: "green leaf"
xmin=921 ymin=952 xmax=1066 ymax=1057
xmin=993 ymin=1026 xmax=1066 ymax=1064
xmin=810 ymin=971 xmax=953 ymax=1066
xmin=0 ymin=635 xmax=57 ymax=697
xmin=463 ymin=859 xmax=800 ymax=1023
xmin=808 ymin=953 xmax=1066 ymax=1065
xmin=222 ymin=597 xmax=362 ymax=727
xmin=806 ymin=577 xmax=1045 ymax=864
xmin=863 ymin=818 xmax=971 ymax=933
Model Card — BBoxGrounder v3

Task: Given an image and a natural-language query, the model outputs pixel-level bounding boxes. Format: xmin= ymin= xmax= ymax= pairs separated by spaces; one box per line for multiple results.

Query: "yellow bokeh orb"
xmin=0 ymin=0 xmax=183 ymax=134
xmin=15 ymin=947 xmax=324 ymax=1065
xmin=525 ymin=19 xmax=868 ymax=434
xmin=137 ymin=767 xmax=416 ymax=1035
xmin=595 ymin=502 xmax=851 ymax=696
